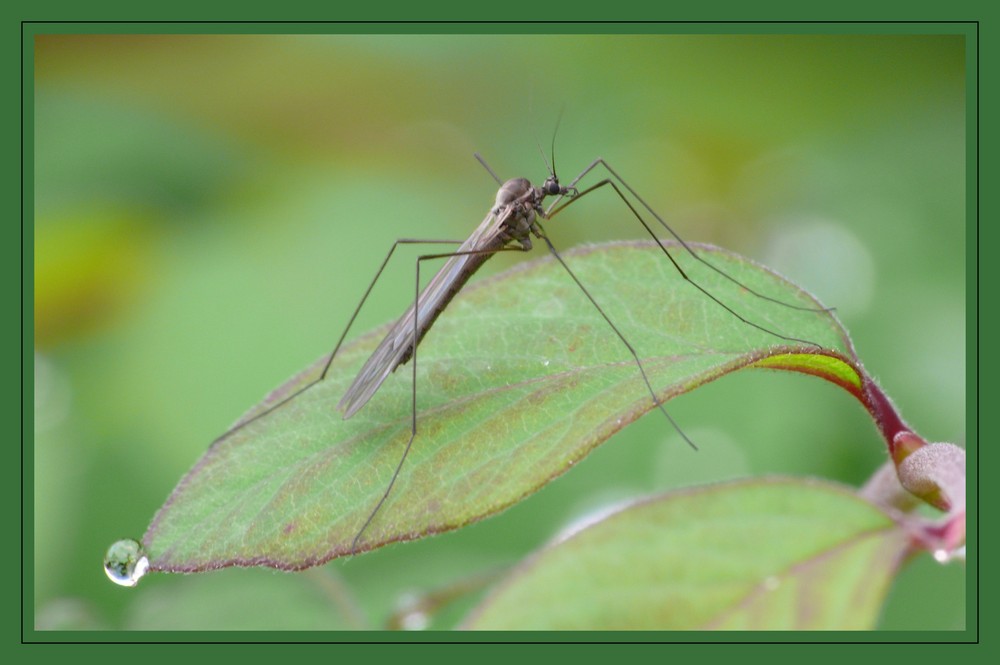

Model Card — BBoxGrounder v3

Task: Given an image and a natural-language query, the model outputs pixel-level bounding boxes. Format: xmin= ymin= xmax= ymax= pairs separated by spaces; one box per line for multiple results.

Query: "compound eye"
xmin=544 ymin=178 xmax=561 ymax=195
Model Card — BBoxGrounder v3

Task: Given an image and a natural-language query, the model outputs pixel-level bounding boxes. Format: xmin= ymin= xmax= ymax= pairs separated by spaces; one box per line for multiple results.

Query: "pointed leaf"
xmin=144 ymin=241 xmax=852 ymax=571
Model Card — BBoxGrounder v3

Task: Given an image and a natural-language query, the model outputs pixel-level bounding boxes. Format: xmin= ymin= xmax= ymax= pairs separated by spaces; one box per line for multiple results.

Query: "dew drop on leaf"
xmin=103 ymin=539 xmax=149 ymax=587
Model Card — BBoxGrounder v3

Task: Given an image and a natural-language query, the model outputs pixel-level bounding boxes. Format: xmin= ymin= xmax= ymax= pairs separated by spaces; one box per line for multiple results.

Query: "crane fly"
xmin=216 ymin=143 xmax=827 ymax=553
xmin=338 ymin=172 xmax=571 ymax=418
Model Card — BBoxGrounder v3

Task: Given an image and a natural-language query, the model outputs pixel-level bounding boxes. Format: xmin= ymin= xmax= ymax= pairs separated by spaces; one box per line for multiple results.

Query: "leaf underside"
xmin=144 ymin=241 xmax=854 ymax=572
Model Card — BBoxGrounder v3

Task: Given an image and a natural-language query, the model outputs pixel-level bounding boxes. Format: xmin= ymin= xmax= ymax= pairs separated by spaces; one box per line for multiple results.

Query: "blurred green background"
xmin=32 ymin=33 xmax=966 ymax=631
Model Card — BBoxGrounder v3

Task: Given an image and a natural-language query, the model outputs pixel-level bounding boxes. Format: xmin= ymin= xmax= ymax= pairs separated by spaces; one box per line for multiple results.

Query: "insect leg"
xmin=548 ymin=158 xmax=832 ymax=315
xmin=211 ymin=239 xmax=465 ymax=446
xmin=545 ymin=176 xmax=824 ymax=349
xmin=533 ymin=223 xmax=697 ymax=451
xmin=350 ymin=243 xmax=530 ymax=554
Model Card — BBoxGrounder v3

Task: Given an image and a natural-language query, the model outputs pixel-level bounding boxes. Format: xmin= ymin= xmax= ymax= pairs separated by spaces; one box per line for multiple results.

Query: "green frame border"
xmin=18 ymin=15 xmax=979 ymax=650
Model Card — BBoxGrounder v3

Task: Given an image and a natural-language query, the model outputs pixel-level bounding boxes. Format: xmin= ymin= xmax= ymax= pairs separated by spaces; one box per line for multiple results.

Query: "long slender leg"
xmin=211 ymin=239 xmax=464 ymax=445
xmin=547 ymin=158 xmax=832 ymax=314
xmin=351 ymin=243 xmax=529 ymax=554
xmin=546 ymin=177 xmax=823 ymax=349
xmin=533 ymin=223 xmax=697 ymax=451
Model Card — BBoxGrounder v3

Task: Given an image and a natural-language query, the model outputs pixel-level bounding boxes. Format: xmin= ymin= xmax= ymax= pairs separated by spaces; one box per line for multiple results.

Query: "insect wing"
xmin=338 ymin=207 xmax=511 ymax=418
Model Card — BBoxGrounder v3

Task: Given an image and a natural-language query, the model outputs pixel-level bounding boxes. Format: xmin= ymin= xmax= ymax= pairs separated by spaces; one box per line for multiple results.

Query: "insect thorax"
xmin=493 ymin=178 xmax=540 ymax=248
xmin=495 ymin=177 xmax=535 ymax=209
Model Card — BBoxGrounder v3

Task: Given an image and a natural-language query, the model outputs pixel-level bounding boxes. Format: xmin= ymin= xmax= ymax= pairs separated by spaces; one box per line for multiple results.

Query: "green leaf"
xmin=144 ymin=241 xmax=853 ymax=571
xmin=463 ymin=478 xmax=909 ymax=630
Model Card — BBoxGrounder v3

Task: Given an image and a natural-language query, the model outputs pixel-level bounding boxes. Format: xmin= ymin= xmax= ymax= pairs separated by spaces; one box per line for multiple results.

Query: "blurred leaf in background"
xmin=32 ymin=32 xmax=965 ymax=631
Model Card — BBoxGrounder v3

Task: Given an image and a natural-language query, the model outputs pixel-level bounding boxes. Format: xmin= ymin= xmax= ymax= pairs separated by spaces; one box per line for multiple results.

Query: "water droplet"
xmin=400 ymin=609 xmax=429 ymax=631
xmin=393 ymin=593 xmax=430 ymax=630
xmin=933 ymin=546 xmax=965 ymax=564
xmin=103 ymin=539 xmax=149 ymax=587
